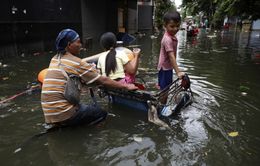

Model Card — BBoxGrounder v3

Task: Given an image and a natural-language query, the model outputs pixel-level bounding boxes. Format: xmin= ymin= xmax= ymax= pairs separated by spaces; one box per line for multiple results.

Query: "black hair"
xmin=100 ymin=32 xmax=117 ymax=77
xmin=163 ymin=11 xmax=181 ymax=24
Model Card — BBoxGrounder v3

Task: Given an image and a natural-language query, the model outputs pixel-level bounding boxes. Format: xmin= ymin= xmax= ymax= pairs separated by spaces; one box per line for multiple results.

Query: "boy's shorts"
xmin=158 ymin=69 xmax=173 ymax=90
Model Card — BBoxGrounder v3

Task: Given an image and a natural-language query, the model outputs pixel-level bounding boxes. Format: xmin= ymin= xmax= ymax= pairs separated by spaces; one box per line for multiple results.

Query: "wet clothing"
xmin=41 ymin=53 xmax=101 ymax=124
xmin=57 ymin=104 xmax=108 ymax=126
xmin=97 ymin=47 xmax=134 ymax=82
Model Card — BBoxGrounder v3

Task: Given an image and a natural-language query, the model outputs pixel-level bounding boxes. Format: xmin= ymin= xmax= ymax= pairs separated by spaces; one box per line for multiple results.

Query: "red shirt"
xmin=157 ymin=32 xmax=178 ymax=70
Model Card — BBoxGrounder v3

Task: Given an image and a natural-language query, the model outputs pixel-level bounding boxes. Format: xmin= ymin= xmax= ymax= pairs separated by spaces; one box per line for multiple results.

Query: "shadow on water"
xmin=1 ymin=29 xmax=260 ymax=165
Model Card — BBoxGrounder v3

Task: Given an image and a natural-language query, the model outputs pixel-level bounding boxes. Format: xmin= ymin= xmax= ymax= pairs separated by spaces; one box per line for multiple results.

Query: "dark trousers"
xmin=158 ymin=69 xmax=173 ymax=90
xmin=61 ymin=104 xmax=108 ymax=127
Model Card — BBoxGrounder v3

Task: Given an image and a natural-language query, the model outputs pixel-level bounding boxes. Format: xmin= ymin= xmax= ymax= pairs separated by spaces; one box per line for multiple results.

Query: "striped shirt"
xmin=41 ymin=53 xmax=100 ymax=123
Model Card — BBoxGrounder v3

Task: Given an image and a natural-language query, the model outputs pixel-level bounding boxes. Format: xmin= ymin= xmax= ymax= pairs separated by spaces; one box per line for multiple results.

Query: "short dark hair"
xmin=163 ymin=11 xmax=181 ymax=24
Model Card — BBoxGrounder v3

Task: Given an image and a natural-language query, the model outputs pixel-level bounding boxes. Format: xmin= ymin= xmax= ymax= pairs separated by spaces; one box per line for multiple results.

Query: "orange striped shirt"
xmin=41 ymin=53 xmax=100 ymax=123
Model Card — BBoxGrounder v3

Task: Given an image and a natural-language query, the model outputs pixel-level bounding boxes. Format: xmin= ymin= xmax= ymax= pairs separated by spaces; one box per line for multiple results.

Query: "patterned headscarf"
xmin=55 ymin=29 xmax=79 ymax=52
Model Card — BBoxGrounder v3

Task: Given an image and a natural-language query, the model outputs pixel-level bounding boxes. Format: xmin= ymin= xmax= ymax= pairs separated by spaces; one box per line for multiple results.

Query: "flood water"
xmin=0 ymin=29 xmax=260 ymax=166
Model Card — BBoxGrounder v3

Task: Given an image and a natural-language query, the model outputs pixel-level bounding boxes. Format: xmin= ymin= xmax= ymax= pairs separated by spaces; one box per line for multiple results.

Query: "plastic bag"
xmin=63 ymin=74 xmax=81 ymax=105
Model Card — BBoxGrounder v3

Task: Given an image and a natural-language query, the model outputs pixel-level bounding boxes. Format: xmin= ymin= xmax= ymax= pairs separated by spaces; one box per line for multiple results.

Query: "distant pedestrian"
xmin=204 ymin=18 xmax=209 ymax=28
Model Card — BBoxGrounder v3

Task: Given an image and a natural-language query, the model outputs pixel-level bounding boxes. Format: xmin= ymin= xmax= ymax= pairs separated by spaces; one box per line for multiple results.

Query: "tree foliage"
xmin=182 ymin=0 xmax=260 ymax=27
xmin=154 ymin=0 xmax=176 ymax=30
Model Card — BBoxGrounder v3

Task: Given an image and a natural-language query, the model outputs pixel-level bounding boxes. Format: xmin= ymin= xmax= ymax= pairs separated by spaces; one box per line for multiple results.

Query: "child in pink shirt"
xmin=158 ymin=11 xmax=184 ymax=91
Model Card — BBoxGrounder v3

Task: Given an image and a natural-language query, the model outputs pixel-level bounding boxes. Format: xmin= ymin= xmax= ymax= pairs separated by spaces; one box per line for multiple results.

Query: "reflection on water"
xmin=1 ymin=29 xmax=260 ymax=165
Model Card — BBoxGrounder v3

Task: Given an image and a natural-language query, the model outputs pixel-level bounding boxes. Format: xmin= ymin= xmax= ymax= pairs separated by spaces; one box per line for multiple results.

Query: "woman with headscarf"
xmin=41 ymin=29 xmax=137 ymax=127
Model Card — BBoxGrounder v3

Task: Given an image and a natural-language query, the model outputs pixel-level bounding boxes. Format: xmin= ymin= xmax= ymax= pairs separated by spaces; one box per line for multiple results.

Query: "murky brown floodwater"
xmin=0 ymin=29 xmax=260 ymax=166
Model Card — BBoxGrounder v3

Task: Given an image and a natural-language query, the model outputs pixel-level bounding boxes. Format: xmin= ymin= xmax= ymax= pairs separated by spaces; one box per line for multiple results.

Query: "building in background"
xmin=137 ymin=0 xmax=154 ymax=32
xmin=0 ymin=0 xmax=157 ymax=51
xmin=0 ymin=0 xmax=82 ymax=47
xmin=252 ymin=20 xmax=260 ymax=30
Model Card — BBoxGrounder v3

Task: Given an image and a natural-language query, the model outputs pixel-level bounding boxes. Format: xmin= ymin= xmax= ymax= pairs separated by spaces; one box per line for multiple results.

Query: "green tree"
xmin=182 ymin=0 xmax=260 ymax=28
xmin=182 ymin=0 xmax=218 ymax=27
xmin=154 ymin=0 xmax=176 ymax=30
